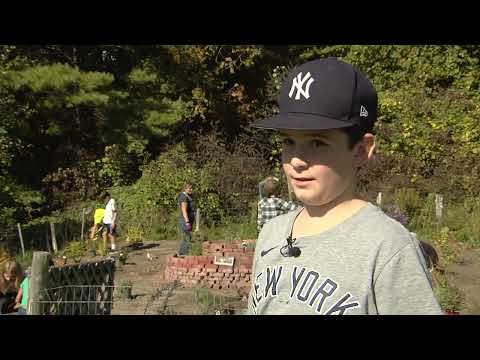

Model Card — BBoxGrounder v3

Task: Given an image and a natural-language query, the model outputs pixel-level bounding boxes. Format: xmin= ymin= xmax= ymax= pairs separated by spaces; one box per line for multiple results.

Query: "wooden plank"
xmin=50 ymin=222 xmax=58 ymax=253
xmin=17 ymin=223 xmax=25 ymax=257
xmin=81 ymin=209 xmax=85 ymax=242
xmin=45 ymin=223 xmax=51 ymax=253
xmin=195 ymin=209 xmax=200 ymax=232
xmin=435 ymin=194 xmax=444 ymax=221
xmin=29 ymin=252 xmax=51 ymax=315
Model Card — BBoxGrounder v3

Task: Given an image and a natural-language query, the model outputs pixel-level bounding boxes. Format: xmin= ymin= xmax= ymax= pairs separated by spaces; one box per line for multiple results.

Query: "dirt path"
xmin=111 ymin=240 xmax=179 ymax=315
xmin=445 ymin=243 xmax=480 ymax=315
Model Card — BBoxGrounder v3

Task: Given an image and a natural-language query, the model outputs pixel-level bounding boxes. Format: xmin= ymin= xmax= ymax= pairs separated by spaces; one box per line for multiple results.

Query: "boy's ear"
xmin=353 ymin=133 xmax=375 ymax=167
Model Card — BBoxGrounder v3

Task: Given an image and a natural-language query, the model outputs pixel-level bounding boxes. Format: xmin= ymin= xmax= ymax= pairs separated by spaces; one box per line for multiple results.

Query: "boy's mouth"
xmin=291 ymin=177 xmax=315 ymax=186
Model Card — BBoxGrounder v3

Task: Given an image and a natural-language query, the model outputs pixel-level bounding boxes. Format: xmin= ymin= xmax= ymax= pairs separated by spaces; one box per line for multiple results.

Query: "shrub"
xmin=14 ymin=250 xmax=34 ymax=270
xmin=110 ymin=140 xmax=269 ymax=242
xmin=58 ymin=240 xmax=87 ymax=262
xmin=432 ymin=273 xmax=463 ymax=312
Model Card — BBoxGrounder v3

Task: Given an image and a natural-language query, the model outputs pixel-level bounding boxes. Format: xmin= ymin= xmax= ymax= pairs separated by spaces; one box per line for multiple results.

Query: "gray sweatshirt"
xmin=247 ymin=203 xmax=443 ymax=315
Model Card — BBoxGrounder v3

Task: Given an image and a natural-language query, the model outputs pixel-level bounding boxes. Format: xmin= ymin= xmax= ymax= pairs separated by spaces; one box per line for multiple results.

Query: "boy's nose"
xmin=289 ymin=156 xmax=309 ymax=172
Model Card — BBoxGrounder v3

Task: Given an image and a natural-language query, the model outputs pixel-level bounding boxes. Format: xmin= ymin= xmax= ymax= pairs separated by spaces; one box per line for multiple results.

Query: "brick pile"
xmin=165 ymin=239 xmax=256 ymax=290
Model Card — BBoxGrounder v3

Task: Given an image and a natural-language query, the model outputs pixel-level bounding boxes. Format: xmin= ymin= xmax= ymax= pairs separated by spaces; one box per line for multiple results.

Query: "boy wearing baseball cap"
xmin=247 ymin=58 xmax=442 ymax=315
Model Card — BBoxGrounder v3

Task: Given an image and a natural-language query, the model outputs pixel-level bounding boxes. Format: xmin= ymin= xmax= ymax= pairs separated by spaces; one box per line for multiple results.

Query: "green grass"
xmin=192 ymin=218 xmax=257 ymax=243
xmin=186 ymin=239 xmax=203 ymax=256
xmin=442 ymin=203 xmax=480 ymax=248
xmin=194 ymin=286 xmax=239 ymax=315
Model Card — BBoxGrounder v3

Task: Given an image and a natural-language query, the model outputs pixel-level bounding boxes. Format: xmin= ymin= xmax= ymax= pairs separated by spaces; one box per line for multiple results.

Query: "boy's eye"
xmin=312 ymin=139 xmax=327 ymax=147
xmin=281 ymin=138 xmax=294 ymax=146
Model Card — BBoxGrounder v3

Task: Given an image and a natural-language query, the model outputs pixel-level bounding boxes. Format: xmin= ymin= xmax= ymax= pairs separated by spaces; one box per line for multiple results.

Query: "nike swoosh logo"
xmin=261 ymin=246 xmax=278 ymax=257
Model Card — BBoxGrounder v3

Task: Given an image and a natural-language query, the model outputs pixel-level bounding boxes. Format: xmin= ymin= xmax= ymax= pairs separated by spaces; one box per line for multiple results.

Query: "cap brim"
xmin=251 ymin=113 xmax=354 ymax=131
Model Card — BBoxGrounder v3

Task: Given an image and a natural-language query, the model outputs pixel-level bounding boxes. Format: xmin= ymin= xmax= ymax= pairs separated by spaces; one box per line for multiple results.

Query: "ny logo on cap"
xmin=360 ymin=105 xmax=368 ymax=117
xmin=289 ymin=72 xmax=314 ymax=100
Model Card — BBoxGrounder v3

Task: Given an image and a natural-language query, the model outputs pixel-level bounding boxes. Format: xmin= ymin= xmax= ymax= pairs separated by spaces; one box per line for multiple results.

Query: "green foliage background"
xmin=2 ymin=45 xmax=480 ymax=259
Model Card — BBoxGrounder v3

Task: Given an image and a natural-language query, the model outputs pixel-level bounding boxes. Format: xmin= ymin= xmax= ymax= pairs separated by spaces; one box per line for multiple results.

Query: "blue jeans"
xmin=178 ymin=221 xmax=192 ymax=256
xmin=17 ymin=307 xmax=27 ymax=315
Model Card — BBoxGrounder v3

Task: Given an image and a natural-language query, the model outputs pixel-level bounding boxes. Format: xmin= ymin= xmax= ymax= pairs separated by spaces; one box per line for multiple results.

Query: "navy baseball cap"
xmin=252 ymin=57 xmax=378 ymax=131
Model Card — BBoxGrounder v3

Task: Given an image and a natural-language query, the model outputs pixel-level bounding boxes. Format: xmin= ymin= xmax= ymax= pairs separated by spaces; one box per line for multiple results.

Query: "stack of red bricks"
xmin=202 ymin=239 xmax=256 ymax=258
xmin=164 ymin=239 xmax=256 ymax=291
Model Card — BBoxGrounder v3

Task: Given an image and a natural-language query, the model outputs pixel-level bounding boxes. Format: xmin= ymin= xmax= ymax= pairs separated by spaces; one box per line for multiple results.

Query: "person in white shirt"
xmin=101 ymin=192 xmax=117 ymax=252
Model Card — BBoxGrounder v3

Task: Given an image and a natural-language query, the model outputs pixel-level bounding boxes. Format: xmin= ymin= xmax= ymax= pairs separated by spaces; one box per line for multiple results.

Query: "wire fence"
xmin=29 ymin=282 xmax=247 ymax=315
xmin=30 ymin=285 xmax=116 ymax=315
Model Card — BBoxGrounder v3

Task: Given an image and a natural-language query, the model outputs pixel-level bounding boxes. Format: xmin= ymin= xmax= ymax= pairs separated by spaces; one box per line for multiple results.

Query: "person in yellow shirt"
xmin=89 ymin=208 xmax=105 ymax=241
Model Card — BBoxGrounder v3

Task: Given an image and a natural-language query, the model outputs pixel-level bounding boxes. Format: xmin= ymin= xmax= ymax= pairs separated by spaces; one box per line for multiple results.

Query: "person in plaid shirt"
xmin=257 ymin=177 xmax=298 ymax=233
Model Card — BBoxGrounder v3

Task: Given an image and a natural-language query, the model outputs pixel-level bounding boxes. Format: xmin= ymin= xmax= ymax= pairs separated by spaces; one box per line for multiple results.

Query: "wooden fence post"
xmin=17 ymin=223 xmax=25 ymax=257
xmin=50 ymin=222 xmax=58 ymax=253
xmin=195 ymin=209 xmax=200 ymax=232
xmin=435 ymin=194 xmax=444 ymax=222
xmin=28 ymin=251 xmax=51 ymax=315
xmin=81 ymin=208 xmax=85 ymax=242
xmin=376 ymin=192 xmax=383 ymax=207
xmin=45 ymin=223 xmax=51 ymax=253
